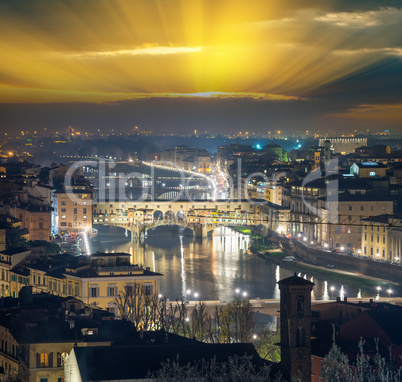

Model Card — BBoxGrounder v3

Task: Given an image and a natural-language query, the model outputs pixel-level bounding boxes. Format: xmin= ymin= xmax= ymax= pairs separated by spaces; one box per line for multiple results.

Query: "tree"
xmin=319 ymin=337 xmax=402 ymax=382
xmin=5 ymin=228 xmax=27 ymax=248
xmin=149 ymin=354 xmax=285 ymax=382
xmin=114 ymin=284 xmax=161 ymax=331
xmin=254 ymin=328 xmax=281 ymax=363
xmin=218 ymin=297 xmax=255 ymax=343
xmin=28 ymin=240 xmax=61 ymax=253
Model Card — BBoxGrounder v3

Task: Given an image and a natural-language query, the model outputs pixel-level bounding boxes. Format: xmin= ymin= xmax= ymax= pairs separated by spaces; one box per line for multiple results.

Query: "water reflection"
xmin=94 ymin=226 xmax=366 ymax=301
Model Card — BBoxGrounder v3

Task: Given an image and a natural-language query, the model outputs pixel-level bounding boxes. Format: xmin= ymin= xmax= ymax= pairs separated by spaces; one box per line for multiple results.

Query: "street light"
xmin=186 ymin=289 xmax=191 ymax=301
xmin=330 ymin=286 xmax=335 ymax=300
xmin=235 ymin=288 xmax=240 ymax=298
xmin=388 ymin=289 xmax=392 ymax=302
xmin=242 ymin=291 xmax=248 ymax=298
xmin=376 ymin=286 xmax=381 ymax=299
xmin=194 ymin=292 xmax=199 ymax=301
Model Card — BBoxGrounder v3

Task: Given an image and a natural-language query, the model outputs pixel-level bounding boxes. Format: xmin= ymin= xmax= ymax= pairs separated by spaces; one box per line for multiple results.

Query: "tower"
xmin=278 ymin=273 xmax=315 ymax=382
xmin=324 ymin=139 xmax=331 ymax=164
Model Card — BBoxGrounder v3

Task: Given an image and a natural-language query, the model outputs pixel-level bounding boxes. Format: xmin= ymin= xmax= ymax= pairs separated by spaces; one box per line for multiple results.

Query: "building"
xmin=10 ymin=203 xmax=52 ymax=241
xmin=23 ymin=253 xmax=162 ymax=313
xmin=65 ymin=342 xmax=270 ymax=382
xmin=361 ymin=215 xmax=402 ymax=262
xmin=0 ymin=292 xmax=142 ymax=382
xmin=310 ymin=298 xmax=402 ymax=381
xmin=52 ymin=191 xmax=93 ymax=235
xmin=262 ymin=142 xmax=288 ymax=162
xmin=350 ymin=162 xmax=387 ymax=178
xmin=160 ymin=146 xmax=212 ymax=173
xmin=319 ymin=137 xmax=368 ymax=155
xmin=287 ymin=177 xmax=371 ymax=245
xmin=0 ymin=247 xmax=32 ymax=297
xmin=319 ymin=194 xmax=394 ymax=251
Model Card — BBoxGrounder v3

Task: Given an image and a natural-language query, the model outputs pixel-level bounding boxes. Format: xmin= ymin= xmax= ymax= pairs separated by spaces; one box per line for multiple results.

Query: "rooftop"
xmin=278 ymin=273 xmax=315 ymax=287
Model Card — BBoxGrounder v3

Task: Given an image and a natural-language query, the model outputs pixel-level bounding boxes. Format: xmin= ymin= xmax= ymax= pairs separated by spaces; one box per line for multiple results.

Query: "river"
xmin=91 ymin=225 xmax=368 ymax=302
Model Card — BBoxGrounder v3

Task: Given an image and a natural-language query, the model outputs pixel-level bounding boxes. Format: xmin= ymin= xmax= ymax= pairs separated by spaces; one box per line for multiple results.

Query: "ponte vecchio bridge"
xmin=93 ymin=199 xmax=290 ymax=238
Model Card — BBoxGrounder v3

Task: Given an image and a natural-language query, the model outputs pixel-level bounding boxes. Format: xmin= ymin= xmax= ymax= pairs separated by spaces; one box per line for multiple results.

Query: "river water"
xmin=92 ymin=226 xmax=367 ymax=302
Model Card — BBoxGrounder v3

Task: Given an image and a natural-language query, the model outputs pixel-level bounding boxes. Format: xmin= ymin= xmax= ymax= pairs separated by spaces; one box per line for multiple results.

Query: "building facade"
xmin=52 ymin=191 xmax=93 ymax=235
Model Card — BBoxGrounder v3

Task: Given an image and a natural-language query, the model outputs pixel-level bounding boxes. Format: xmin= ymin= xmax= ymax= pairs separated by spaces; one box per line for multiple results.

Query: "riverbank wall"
xmin=273 ymin=232 xmax=402 ymax=285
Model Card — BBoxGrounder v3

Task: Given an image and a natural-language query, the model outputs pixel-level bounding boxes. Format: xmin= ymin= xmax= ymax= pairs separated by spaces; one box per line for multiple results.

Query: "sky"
xmin=0 ymin=0 xmax=401 ymax=135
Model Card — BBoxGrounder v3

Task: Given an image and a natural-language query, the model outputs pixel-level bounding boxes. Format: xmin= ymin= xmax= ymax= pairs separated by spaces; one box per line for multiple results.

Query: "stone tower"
xmin=278 ymin=273 xmax=315 ymax=382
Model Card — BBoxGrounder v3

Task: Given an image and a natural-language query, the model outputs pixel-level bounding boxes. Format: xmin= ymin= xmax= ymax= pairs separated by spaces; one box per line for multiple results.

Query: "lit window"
xmin=40 ymin=353 xmax=49 ymax=367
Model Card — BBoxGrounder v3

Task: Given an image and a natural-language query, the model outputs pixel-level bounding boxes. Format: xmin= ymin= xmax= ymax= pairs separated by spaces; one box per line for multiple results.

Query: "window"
xmin=349 ymin=206 xmax=352 ymax=211
xmin=38 ymin=276 xmax=41 ymax=285
xmin=108 ymin=287 xmax=116 ymax=296
xmin=296 ymin=328 xmax=305 ymax=347
xmin=61 ymin=222 xmax=67 ymax=226
xmin=74 ymin=208 xmax=77 ymax=215
xmin=370 ymin=247 xmax=373 ymax=256
xmin=383 ymin=249 xmax=385 ymax=258
xmin=91 ymin=287 xmax=97 ymax=297
xmin=61 ymin=215 xmax=66 ymax=219
xmin=74 ymin=285 xmax=79 ymax=296
xmin=364 ymin=234 xmax=367 ymax=241
xmin=61 ymin=208 xmax=66 ymax=213
xmin=297 ymin=296 xmax=304 ymax=315
xmin=40 ymin=352 xmax=49 ymax=367
xmin=361 ymin=206 xmax=364 ymax=211
xmin=377 ymin=235 xmax=379 ymax=243
xmin=61 ymin=352 xmax=69 ymax=366
xmin=61 ymin=201 xmax=66 ymax=205
xmin=83 ymin=208 xmax=87 ymax=214
xmin=125 ymin=286 xmax=133 ymax=296
xmin=39 ymin=222 xmax=43 ymax=229
xmin=364 ymin=246 xmax=367 ymax=254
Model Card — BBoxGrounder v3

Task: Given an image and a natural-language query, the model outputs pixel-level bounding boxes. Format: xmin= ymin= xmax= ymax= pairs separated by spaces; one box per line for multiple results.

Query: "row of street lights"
xmin=329 ymin=286 xmax=393 ymax=301
xmin=376 ymin=286 xmax=393 ymax=301
xmin=235 ymin=288 xmax=248 ymax=298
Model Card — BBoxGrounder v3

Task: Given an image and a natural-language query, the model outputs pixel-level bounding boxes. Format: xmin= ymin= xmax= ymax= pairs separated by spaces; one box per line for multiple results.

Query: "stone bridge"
xmin=93 ymin=198 xmax=290 ymax=238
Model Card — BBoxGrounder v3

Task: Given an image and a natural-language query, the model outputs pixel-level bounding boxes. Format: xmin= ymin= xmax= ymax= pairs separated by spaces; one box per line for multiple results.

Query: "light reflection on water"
xmin=93 ymin=226 xmax=365 ymax=301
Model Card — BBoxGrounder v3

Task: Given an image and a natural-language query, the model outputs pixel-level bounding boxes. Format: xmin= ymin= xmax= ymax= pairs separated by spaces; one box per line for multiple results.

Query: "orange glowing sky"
xmin=0 ymin=0 xmax=401 ymax=133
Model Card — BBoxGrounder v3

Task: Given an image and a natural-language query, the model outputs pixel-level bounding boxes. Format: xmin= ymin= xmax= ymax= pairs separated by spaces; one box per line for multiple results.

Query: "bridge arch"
xmin=164 ymin=210 xmax=175 ymax=221
xmin=153 ymin=210 xmax=163 ymax=220
xmin=176 ymin=210 xmax=185 ymax=221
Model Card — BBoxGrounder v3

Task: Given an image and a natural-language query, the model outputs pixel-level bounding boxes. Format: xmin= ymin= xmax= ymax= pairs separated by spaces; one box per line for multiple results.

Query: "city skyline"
xmin=1 ymin=0 xmax=401 ymax=134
